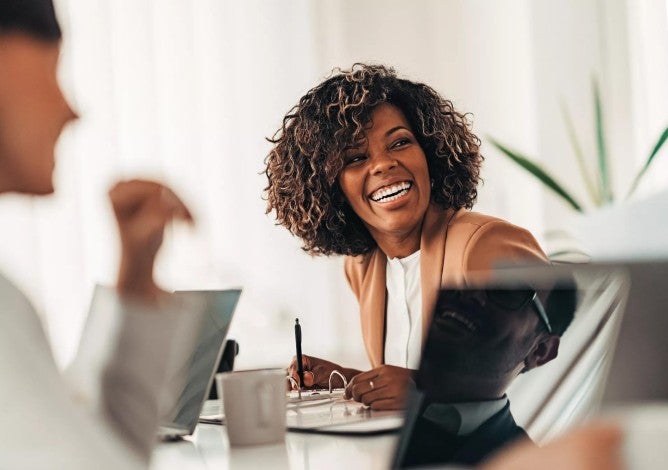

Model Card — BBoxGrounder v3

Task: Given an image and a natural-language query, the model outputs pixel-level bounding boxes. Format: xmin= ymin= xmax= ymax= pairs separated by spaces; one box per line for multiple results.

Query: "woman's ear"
xmin=522 ymin=336 xmax=560 ymax=372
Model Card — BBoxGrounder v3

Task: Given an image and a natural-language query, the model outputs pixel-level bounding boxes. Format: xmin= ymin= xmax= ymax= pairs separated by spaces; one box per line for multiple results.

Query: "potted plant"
xmin=489 ymin=82 xmax=668 ymax=260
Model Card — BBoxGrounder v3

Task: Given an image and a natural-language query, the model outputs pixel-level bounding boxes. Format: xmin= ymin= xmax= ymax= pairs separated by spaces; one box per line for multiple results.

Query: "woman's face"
xmin=337 ymin=103 xmax=431 ymax=250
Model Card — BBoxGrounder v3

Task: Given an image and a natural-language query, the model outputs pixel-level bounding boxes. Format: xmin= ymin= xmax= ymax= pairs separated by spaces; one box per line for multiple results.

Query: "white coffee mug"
xmin=218 ymin=369 xmax=286 ymax=446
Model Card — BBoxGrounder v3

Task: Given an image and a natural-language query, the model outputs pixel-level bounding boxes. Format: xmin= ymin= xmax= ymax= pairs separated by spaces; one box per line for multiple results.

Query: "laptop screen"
xmin=164 ymin=289 xmax=241 ymax=432
xmin=392 ymin=264 xmax=628 ymax=468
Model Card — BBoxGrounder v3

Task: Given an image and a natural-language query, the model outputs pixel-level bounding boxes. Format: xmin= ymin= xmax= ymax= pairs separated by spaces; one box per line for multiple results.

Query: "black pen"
xmin=295 ymin=318 xmax=304 ymax=389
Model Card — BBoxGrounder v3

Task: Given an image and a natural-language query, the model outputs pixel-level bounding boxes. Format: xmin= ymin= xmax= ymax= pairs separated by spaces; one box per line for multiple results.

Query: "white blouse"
xmin=384 ymin=250 xmax=422 ymax=369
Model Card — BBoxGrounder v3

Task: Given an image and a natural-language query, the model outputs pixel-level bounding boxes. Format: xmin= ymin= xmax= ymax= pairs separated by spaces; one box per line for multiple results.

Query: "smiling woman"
xmin=265 ymin=64 xmax=549 ymax=411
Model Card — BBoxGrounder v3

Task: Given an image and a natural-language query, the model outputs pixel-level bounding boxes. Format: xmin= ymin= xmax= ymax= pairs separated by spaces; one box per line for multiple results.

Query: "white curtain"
xmin=625 ymin=0 xmax=668 ymax=196
xmin=0 ymin=0 xmax=662 ymax=370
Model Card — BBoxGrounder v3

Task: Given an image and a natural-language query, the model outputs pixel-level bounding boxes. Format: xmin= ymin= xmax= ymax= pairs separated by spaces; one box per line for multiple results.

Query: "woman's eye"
xmin=345 ymin=155 xmax=366 ymax=165
xmin=391 ymin=137 xmax=412 ymax=149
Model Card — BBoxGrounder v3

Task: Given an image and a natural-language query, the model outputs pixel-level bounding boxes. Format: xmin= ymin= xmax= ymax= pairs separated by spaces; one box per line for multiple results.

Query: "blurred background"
xmin=0 ymin=0 xmax=665 ymax=371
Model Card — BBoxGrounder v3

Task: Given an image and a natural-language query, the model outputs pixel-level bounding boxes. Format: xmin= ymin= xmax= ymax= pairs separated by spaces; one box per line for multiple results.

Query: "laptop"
xmin=480 ymin=260 xmax=668 ymax=406
xmin=158 ymin=289 xmax=241 ymax=440
xmin=391 ymin=263 xmax=630 ymax=468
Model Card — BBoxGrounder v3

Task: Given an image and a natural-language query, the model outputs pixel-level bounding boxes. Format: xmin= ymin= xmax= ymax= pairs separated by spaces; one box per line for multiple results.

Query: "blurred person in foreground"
xmin=480 ymin=421 xmax=624 ymax=470
xmin=270 ymin=64 xmax=547 ymax=409
xmin=0 ymin=1 xmax=201 ymax=468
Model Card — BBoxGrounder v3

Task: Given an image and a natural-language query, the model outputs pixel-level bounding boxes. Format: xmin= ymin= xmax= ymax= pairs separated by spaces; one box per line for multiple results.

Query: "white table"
xmin=152 ymin=404 xmax=668 ymax=470
xmin=152 ymin=424 xmax=398 ymax=470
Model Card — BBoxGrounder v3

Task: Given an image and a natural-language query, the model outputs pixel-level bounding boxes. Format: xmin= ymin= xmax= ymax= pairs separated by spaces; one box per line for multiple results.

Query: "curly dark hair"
xmin=264 ymin=63 xmax=483 ymax=256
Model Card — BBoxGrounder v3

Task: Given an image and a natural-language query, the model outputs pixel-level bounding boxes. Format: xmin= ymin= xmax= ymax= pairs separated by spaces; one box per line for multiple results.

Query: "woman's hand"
xmin=287 ymin=355 xmax=359 ymax=390
xmin=109 ymin=180 xmax=193 ymax=303
xmin=344 ymin=365 xmax=415 ymax=410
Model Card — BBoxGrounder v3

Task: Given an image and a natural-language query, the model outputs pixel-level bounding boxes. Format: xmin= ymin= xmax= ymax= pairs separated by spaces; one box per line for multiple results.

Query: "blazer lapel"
xmin=360 ymin=249 xmax=387 ymax=368
xmin=420 ymin=205 xmax=456 ymax=342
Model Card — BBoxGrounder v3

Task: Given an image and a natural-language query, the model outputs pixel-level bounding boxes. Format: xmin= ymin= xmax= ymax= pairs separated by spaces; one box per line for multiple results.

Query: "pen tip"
xmin=295 ymin=318 xmax=299 ymax=324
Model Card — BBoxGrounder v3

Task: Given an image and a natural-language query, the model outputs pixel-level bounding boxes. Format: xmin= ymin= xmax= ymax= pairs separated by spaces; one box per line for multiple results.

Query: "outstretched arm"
xmin=66 ymin=180 xmax=203 ymax=463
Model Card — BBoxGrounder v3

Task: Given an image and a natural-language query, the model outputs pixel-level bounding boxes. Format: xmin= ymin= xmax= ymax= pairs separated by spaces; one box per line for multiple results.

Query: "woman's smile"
xmin=369 ymin=180 xmax=413 ymax=204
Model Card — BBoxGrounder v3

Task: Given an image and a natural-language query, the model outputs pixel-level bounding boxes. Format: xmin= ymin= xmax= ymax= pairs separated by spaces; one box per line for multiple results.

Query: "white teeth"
xmin=441 ymin=311 xmax=476 ymax=332
xmin=370 ymin=182 xmax=412 ymax=202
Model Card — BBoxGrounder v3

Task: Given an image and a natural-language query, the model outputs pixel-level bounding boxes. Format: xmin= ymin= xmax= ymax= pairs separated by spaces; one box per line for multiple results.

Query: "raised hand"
xmin=109 ymin=179 xmax=193 ymax=302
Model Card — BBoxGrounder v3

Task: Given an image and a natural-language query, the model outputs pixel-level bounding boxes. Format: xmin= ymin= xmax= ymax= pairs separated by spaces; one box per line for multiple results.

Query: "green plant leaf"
xmin=560 ymin=101 xmax=600 ymax=205
xmin=489 ymin=138 xmax=584 ymax=212
xmin=594 ymin=79 xmax=613 ymax=203
xmin=626 ymin=125 xmax=668 ymax=198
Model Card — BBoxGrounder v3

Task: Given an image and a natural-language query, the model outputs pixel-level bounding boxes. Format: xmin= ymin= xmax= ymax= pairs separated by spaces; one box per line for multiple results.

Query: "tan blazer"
xmin=344 ymin=204 xmax=548 ymax=368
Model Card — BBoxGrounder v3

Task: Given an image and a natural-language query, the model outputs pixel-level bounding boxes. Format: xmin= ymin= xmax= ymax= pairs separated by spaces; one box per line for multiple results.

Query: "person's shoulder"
xmin=448 ymin=209 xmax=540 ymax=246
xmin=449 ymin=209 xmax=519 ymax=231
xmin=0 ymin=272 xmax=38 ymax=320
xmin=444 ymin=209 xmax=547 ymax=272
xmin=0 ymin=271 xmax=50 ymax=350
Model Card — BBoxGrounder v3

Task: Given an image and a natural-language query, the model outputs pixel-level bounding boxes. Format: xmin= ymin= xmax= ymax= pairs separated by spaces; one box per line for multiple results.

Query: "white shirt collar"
xmin=389 ymin=249 xmax=421 ymax=264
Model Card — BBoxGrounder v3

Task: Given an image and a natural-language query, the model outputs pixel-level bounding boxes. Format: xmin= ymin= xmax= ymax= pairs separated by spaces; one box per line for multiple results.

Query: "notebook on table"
xmin=285 ymin=389 xmax=403 ymax=435
xmin=200 ymin=387 xmax=404 ymax=435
